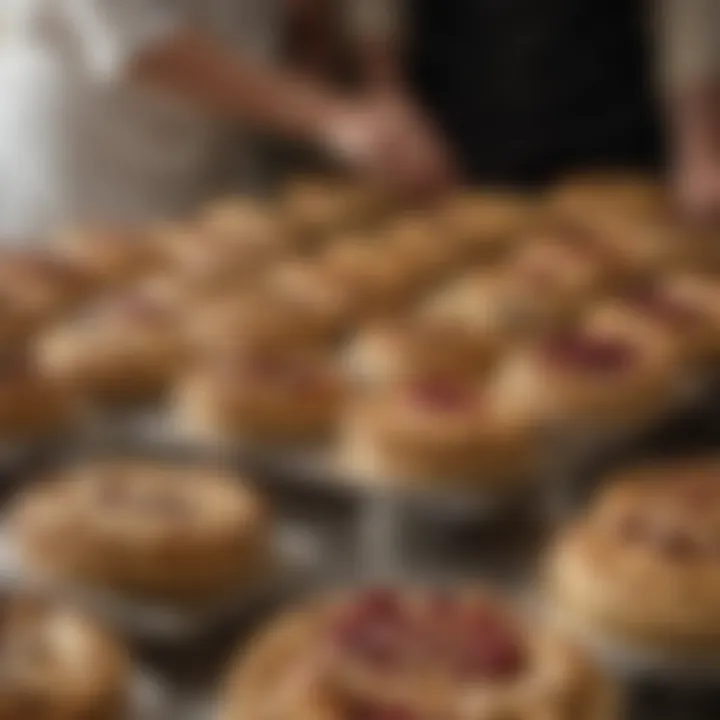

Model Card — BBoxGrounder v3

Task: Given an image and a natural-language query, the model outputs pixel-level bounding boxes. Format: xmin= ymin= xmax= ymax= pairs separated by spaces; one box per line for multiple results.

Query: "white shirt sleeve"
xmin=57 ymin=0 xmax=184 ymax=80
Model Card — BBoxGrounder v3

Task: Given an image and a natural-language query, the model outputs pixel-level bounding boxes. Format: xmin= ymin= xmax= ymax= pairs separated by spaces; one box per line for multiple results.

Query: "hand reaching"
xmin=323 ymin=93 xmax=457 ymax=199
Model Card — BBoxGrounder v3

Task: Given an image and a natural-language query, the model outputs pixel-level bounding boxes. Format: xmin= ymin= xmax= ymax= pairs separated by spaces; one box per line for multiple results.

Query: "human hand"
xmin=675 ymin=149 xmax=720 ymax=224
xmin=321 ymin=92 xmax=457 ymax=199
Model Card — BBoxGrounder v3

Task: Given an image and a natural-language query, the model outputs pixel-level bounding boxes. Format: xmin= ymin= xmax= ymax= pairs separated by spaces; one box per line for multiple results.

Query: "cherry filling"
xmin=332 ymin=590 xmax=525 ymax=683
xmin=408 ymin=379 xmax=476 ymax=413
xmin=448 ymin=605 xmax=525 ymax=680
xmin=543 ymin=331 xmax=636 ymax=374
xmin=345 ymin=699 xmax=416 ymax=720
xmin=624 ymin=286 xmax=704 ymax=327
xmin=332 ymin=590 xmax=409 ymax=670
xmin=654 ymin=529 xmax=699 ymax=560
xmin=241 ymin=353 xmax=325 ymax=392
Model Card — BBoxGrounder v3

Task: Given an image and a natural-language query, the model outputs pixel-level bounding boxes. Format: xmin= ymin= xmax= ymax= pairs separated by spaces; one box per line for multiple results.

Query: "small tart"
xmin=341 ymin=373 xmax=541 ymax=484
xmin=263 ymin=260 xmax=355 ymax=338
xmin=37 ymin=282 xmax=187 ymax=405
xmin=174 ymin=345 xmax=344 ymax=443
xmin=592 ymin=278 xmax=719 ymax=365
xmin=156 ymin=213 xmax=283 ymax=294
xmin=380 ymin=213 xmax=460 ymax=283
xmin=0 ymin=351 xmax=76 ymax=441
xmin=221 ymin=586 xmax=616 ymax=720
xmin=551 ymin=171 xmax=667 ymax=223
xmin=11 ymin=460 xmax=270 ymax=602
xmin=0 ymin=595 xmax=129 ymax=720
xmin=188 ymin=290 xmax=338 ymax=352
xmin=54 ymin=226 xmax=158 ymax=288
xmin=435 ymin=190 xmax=535 ymax=257
xmin=282 ymin=177 xmax=384 ymax=247
xmin=492 ymin=318 xmax=679 ymax=431
xmin=344 ymin=315 xmax=499 ymax=390
xmin=504 ymin=221 xmax=624 ymax=309
xmin=0 ymin=251 xmax=93 ymax=329
xmin=421 ymin=268 xmax=560 ymax=344
xmin=319 ymin=241 xmax=422 ymax=318
xmin=547 ymin=459 xmax=720 ymax=660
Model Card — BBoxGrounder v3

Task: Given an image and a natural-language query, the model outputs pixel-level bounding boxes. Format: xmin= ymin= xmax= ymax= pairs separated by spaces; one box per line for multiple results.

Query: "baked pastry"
xmin=319 ymin=240 xmax=422 ymax=317
xmin=10 ymin=460 xmax=270 ymax=602
xmin=174 ymin=344 xmax=344 ymax=444
xmin=341 ymin=372 xmax=541 ymax=485
xmin=221 ymin=586 xmax=616 ymax=720
xmin=436 ymin=190 xmax=534 ymax=259
xmin=380 ymin=212 xmax=460 ymax=284
xmin=187 ymin=289 xmax=339 ymax=352
xmin=0 ymin=595 xmax=129 ymax=719
xmin=421 ymin=268 xmax=558 ymax=347
xmin=263 ymin=260 xmax=355 ymax=339
xmin=591 ymin=277 xmax=720 ymax=366
xmin=37 ymin=281 xmax=187 ymax=405
xmin=282 ymin=176 xmax=383 ymax=247
xmin=492 ymin=315 xmax=680 ymax=432
xmin=0 ymin=351 xmax=76 ymax=441
xmin=344 ymin=314 xmax=499 ymax=390
xmin=0 ymin=251 xmax=93 ymax=330
xmin=547 ymin=459 xmax=720 ymax=664
xmin=54 ymin=226 xmax=158 ymax=289
xmin=503 ymin=222 xmax=623 ymax=314
xmin=551 ymin=171 xmax=667 ymax=224
xmin=156 ymin=209 xmax=284 ymax=295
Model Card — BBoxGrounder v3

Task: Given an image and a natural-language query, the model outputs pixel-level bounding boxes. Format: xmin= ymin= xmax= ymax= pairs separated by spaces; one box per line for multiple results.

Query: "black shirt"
xmin=408 ymin=0 xmax=662 ymax=186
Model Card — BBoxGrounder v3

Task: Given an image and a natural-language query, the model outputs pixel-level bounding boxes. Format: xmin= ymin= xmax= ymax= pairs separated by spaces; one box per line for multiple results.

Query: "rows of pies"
xmin=6 ymin=453 xmax=720 ymax=716
xmin=1 ymin=172 xmax=719 ymax=487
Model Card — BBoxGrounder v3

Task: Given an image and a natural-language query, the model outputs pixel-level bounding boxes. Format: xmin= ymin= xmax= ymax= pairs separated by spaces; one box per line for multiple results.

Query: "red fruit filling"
xmin=543 ymin=332 xmax=636 ymax=373
xmin=408 ymin=379 xmax=476 ymax=413
xmin=332 ymin=590 xmax=409 ymax=670
xmin=449 ymin=604 xmax=525 ymax=680
xmin=625 ymin=286 xmax=703 ymax=327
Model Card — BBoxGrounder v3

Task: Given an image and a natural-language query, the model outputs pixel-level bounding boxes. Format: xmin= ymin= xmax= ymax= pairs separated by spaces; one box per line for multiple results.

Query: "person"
xmin=0 ymin=0 xmax=452 ymax=242
xmin=345 ymin=0 xmax=720 ymax=221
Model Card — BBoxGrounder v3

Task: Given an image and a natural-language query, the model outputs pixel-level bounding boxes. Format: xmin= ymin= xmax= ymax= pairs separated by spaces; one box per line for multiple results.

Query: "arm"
xmin=659 ymin=0 xmax=720 ymax=218
xmin=131 ymin=28 xmax=344 ymax=144
xmin=346 ymin=0 xmax=406 ymax=90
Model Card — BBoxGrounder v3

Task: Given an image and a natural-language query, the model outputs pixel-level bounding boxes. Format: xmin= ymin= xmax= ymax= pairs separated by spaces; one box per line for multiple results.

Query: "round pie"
xmin=492 ymin=317 xmax=680 ymax=433
xmin=0 ymin=251 xmax=94 ymax=331
xmin=435 ymin=190 xmax=535 ymax=259
xmin=220 ymin=586 xmax=616 ymax=720
xmin=187 ymin=289 xmax=339 ymax=352
xmin=421 ymin=268 xmax=558 ymax=346
xmin=503 ymin=223 xmax=623 ymax=316
xmin=0 ymin=351 xmax=76 ymax=442
xmin=282 ymin=177 xmax=384 ymax=248
xmin=319 ymin=240 xmax=421 ymax=320
xmin=54 ymin=226 xmax=159 ymax=289
xmin=155 ymin=210 xmax=284 ymax=295
xmin=591 ymin=277 xmax=720 ymax=367
xmin=37 ymin=281 xmax=187 ymax=405
xmin=380 ymin=213 xmax=461 ymax=285
xmin=10 ymin=460 xmax=270 ymax=602
xmin=550 ymin=172 xmax=667 ymax=224
xmin=340 ymin=372 xmax=542 ymax=485
xmin=547 ymin=459 xmax=720 ymax=664
xmin=174 ymin=344 xmax=344 ymax=444
xmin=344 ymin=314 xmax=499 ymax=390
xmin=0 ymin=595 xmax=129 ymax=719
xmin=263 ymin=260 xmax=355 ymax=339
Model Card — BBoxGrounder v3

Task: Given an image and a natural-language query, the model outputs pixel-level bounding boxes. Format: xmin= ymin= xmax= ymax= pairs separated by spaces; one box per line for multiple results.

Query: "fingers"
xmin=320 ymin=95 xmax=458 ymax=201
